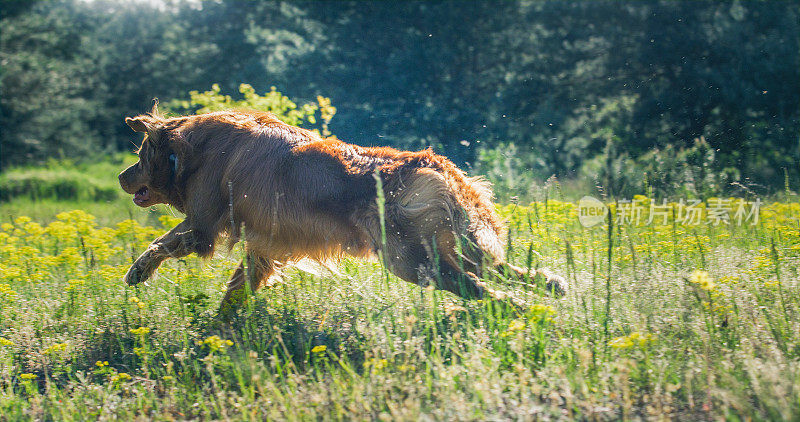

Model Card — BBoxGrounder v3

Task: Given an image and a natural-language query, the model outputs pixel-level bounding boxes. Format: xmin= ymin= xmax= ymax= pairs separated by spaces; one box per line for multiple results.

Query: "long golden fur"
xmin=118 ymin=109 xmax=566 ymax=310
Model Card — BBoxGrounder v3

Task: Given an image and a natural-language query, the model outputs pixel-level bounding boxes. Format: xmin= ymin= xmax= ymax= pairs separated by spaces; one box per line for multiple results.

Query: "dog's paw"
xmin=544 ymin=274 xmax=567 ymax=297
xmin=533 ymin=269 xmax=568 ymax=298
xmin=123 ymin=261 xmax=154 ymax=286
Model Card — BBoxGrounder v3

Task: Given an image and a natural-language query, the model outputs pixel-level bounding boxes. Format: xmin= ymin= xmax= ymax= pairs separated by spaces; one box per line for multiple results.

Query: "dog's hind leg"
xmin=366 ymin=212 xmax=488 ymax=299
xmin=494 ymin=262 xmax=567 ymax=297
xmin=433 ymin=261 xmax=487 ymax=299
xmin=218 ymin=254 xmax=274 ymax=318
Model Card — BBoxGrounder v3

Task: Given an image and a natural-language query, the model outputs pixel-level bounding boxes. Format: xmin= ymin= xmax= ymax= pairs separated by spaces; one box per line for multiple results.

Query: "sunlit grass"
xmin=0 ymin=200 xmax=798 ymax=420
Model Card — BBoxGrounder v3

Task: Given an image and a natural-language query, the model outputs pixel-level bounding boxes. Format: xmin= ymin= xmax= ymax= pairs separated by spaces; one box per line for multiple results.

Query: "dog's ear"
xmin=125 ymin=116 xmax=156 ymax=133
xmin=127 ymin=115 xmax=165 ymax=148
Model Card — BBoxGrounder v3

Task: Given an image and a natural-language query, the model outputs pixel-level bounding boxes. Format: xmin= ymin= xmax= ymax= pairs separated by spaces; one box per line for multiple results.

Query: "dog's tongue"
xmin=134 ymin=187 xmax=150 ymax=205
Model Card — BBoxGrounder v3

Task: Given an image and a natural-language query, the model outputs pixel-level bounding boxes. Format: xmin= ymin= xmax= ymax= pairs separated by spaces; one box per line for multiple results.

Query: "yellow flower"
xmin=364 ymin=358 xmax=388 ymax=371
xmin=46 ymin=221 xmax=77 ymax=241
xmin=14 ymin=216 xmax=32 ymax=226
xmin=0 ymin=284 xmax=18 ymax=302
xmin=311 ymin=345 xmax=327 ymax=354
xmin=95 ymin=360 xmax=109 ymax=367
xmin=528 ymin=304 xmax=556 ymax=322
xmin=128 ymin=296 xmax=140 ymax=303
xmin=111 ymin=372 xmax=132 ymax=383
xmin=0 ymin=337 xmax=13 ymax=346
xmin=56 ymin=247 xmax=83 ymax=267
xmin=130 ymin=326 xmax=150 ymax=336
xmin=689 ymin=270 xmax=716 ymax=291
xmin=43 ymin=342 xmax=68 ymax=355
xmin=508 ymin=319 xmax=526 ymax=332
xmin=65 ymin=279 xmax=85 ymax=292
xmin=609 ymin=331 xmax=656 ymax=349
xmin=23 ymin=222 xmax=45 ymax=237
xmin=19 ymin=373 xmax=37 ymax=380
xmin=199 ymin=335 xmax=233 ymax=352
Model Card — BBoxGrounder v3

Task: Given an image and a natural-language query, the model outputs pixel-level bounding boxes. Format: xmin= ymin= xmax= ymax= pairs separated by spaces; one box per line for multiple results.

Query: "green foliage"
xmin=0 ymin=1 xmax=103 ymax=168
xmin=474 ymin=142 xmax=546 ymax=201
xmin=164 ymin=83 xmax=337 ymax=137
xmin=579 ymin=135 xmax=742 ymax=199
xmin=164 ymin=84 xmax=336 ymax=136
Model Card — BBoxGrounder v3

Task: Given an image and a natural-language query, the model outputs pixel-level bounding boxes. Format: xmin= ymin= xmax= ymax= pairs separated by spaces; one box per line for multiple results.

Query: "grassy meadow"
xmin=0 ymin=180 xmax=799 ymax=420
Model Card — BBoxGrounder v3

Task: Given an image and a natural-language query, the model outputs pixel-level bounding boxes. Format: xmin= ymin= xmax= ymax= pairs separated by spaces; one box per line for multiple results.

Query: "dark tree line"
xmin=1 ymin=0 xmax=798 ymax=194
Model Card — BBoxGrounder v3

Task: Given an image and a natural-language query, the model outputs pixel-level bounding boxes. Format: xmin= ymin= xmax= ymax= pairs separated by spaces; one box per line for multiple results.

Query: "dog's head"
xmin=119 ymin=114 xmax=191 ymax=209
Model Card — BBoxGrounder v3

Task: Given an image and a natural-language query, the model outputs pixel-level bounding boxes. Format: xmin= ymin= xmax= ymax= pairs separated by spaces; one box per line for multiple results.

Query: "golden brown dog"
xmin=118 ymin=109 xmax=566 ymax=310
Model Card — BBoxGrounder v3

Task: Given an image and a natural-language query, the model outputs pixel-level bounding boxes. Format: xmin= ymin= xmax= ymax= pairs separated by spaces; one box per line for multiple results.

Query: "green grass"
xmin=0 ymin=154 xmax=173 ymax=227
xmin=0 ymin=194 xmax=799 ymax=420
xmin=0 ymin=155 xmax=135 ymax=203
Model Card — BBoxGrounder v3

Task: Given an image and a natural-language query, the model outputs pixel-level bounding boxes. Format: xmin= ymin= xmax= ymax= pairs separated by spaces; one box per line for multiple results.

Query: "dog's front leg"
xmin=124 ymin=220 xmax=203 ymax=285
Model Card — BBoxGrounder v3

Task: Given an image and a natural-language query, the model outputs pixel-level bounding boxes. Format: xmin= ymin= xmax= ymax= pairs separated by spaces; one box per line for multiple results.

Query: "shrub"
xmin=164 ymin=83 xmax=337 ymax=137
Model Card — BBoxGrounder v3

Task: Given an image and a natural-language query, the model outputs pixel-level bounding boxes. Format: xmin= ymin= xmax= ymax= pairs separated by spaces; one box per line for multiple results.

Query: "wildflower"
xmin=95 ymin=360 xmax=109 ymax=367
xmin=65 ymin=279 xmax=85 ymax=292
xmin=527 ymin=303 xmax=556 ymax=322
xmin=609 ymin=331 xmax=656 ymax=349
xmin=13 ymin=216 xmax=32 ymax=226
xmin=508 ymin=319 xmax=526 ymax=332
xmin=162 ymin=375 xmax=175 ymax=382
xmin=0 ymin=337 xmax=13 ymax=346
xmin=129 ymin=296 xmax=140 ymax=303
xmin=23 ymin=222 xmax=45 ymax=236
xmin=364 ymin=358 xmax=388 ymax=371
xmin=311 ymin=345 xmax=327 ymax=354
xmin=43 ymin=342 xmax=68 ymax=355
xmin=97 ymin=265 xmax=127 ymax=281
xmin=129 ymin=326 xmax=150 ymax=336
xmin=609 ymin=336 xmax=634 ymax=349
xmin=0 ymin=284 xmax=18 ymax=302
xmin=55 ymin=247 xmax=82 ymax=267
xmin=198 ymin=335 xmax=233 ymax=353
xmin=110 ymin=372 xmax=132 ymax=383
xmin=689 ymin=270 xmax=716 ymax=291
xmin=46 ymin=221 xmax=77 ymax=241
xmin=19 ymin=373 xmax=37 ymax=381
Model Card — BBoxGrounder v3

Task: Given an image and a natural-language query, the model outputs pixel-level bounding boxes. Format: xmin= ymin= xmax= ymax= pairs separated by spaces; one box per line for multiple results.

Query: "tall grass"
xmin=0 ymin=197 xmax=798 ymax=420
